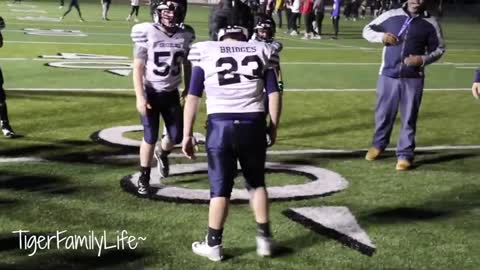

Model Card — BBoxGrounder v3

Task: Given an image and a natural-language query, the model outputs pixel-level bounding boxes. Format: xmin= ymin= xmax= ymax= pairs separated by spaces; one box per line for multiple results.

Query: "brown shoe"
xmin=365 ymin=147 xmax=382 ymax=161
xmin=396 ymin=159 xmax=412 ymax=171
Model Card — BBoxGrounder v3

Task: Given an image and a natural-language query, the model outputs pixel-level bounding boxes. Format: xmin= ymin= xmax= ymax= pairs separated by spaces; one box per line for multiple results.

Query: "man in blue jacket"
xmin=362 ymin=0 xmax=445 ymax=171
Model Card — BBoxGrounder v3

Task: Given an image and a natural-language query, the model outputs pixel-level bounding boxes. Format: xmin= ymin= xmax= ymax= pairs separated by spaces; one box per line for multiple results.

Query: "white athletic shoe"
xmin=192 ymin=237 xmax=224 ymax=262
xmin=256 ymin=236 xmax=275 ymax=257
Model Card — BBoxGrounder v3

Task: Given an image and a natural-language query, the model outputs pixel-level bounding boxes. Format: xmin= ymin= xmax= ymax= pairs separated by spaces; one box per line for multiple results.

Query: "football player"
xmin=131 ymin=0 xmax=194 ymax=195
xmin=0 ymin=17 xmax=16 ymax=138
xmin=251 ymin=15 xmax=283 ymax=92
xmin=182 ymin=0 xmax=282 ymax=261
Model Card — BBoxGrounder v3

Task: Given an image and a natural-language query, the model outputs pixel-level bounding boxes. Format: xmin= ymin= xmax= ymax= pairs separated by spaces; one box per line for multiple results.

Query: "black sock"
xmin=0 ymin=102 xmax=9 ymax=124
xmin=257 ymin=222 xmax=271 ymax=238
xmin=140 ymin=166 xmax=150 ymax=178
xmin=160 ymin=149 xmax=171 ymax=157
xmin=207 ymin=227 xmax=223 ymax=247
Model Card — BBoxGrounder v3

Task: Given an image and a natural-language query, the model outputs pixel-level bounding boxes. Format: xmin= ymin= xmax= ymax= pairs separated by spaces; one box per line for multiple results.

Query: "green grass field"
xmin=0 ymin=1 xmax=479 ymax=269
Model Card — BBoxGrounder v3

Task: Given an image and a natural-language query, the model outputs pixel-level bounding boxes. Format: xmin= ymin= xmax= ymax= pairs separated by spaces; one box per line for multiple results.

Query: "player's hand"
xmin=180 ymin=89 xmax=188 ymax=107
xmin=382 ymin=32 xmax=399 ymax=46
xmin=182 ymin=136 xmax=197 ymax=159
xmin=472 ymin=82 xmax=480 ymax=99
xmin=278 ymin=81 xmax=284 ymax=92
xmin=136 ymin=96 xmax=151 ymax=116
xmin=267 ymin=125 xmax=277 ymax=147
xmin=404 ymin=54 xmax=424 ymax=66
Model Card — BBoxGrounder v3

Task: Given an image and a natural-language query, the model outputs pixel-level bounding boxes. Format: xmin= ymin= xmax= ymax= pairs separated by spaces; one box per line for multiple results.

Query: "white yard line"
xmin=3 ymin=40 xmax=479 ymax=52
xmin=1 ymin=57 xmax=477 ymax=67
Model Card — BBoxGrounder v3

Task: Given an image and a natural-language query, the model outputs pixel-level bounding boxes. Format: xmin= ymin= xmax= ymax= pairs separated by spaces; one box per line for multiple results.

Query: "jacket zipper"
xmin=399 ymin=17 xmax=411 ymax=79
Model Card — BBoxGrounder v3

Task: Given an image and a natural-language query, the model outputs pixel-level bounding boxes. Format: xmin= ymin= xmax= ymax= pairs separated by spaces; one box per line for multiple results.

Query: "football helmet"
xmin=213 ymin=0 xmax=253 ymax=41
xmin=254 ymin=15 xmax=276 ymax=41
xmin=154 ymin=0 xmax=186 ymax=33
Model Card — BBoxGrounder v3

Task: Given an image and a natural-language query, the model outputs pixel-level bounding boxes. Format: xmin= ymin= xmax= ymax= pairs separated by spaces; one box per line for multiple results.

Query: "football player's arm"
xmin=182 ymin=66 xmax=204 ymax=159
xmin=131 ymin=24 xmax=150 ymax=115
xmin=265 ymin=69 xmax=282 ymax=146
xmin=472 ymin=69 xmax=480 ymax=100
xmin=181 ymin=57 xmax=192 ymax=101
xmin=133 ymin=58 xmax=150 ymax=116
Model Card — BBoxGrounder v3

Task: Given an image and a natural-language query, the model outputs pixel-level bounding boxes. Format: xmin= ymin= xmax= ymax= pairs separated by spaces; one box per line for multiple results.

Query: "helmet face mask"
xmin=256 ymin=28 xmax=272 ymax=41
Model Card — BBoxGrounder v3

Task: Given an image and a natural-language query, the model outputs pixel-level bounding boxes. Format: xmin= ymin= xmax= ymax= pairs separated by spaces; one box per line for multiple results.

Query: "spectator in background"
xmin=0 ymin=17 xmax=16 ymax=138
xmin=127 ymin=0 xmax=141 ymax=22
xmin=289 ymin=0 xmax=300 ymax=35
xmin=351 ymin=0 xmax=360 ymax=21
xmin=344 ymin=0 xmax=352 ymax=20
xmin=60 ymin=0 xmax=85 ymax=22
xmin=285 ymin=0 xmax=293 ymax=33
xmin=360 ymin=0 xmax=368 ymax=19
xmin=363 ymin=0 xmax=445 ymax=171
xmin=331 ymin=0 xmax=341 ymax=39
xmin=373 ymin=0 xmax=382 ymax=17
xmin=101 ymin=0 xmax=112 ymax=21
xmin=301 ymin=0 xmax=314 ymax=39
xmin=313 ymin=0 xmax=325 ymax=38
xmin=266 ymin=0 xmax=275 ymax=16
xmin=274 ymin=0 xmax=285 ymax=28
xmin=472 ymin=69 xmax=480 ymax=99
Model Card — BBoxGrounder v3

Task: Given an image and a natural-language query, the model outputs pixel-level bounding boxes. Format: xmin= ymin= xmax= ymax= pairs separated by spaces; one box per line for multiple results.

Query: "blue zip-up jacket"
xmin=332 ymin=0 xmax=341 ymax=17
xmin=475 ymin=69 xmax=480 ymax=83
xmin=362 ymin=5 xmax=445 ymax=79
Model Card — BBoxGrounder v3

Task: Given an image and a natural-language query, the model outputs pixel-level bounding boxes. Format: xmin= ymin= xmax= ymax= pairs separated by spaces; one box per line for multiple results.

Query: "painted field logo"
xmin=41 ymin=53 xmax=132 ymax=76
xmin=94 ymin=125 xmax=376 ymax=255
xmin=25 ymin=29 xmax=87 ymax=37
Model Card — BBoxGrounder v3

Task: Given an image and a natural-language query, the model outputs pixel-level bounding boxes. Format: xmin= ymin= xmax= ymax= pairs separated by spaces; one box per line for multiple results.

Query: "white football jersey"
xmin=188 ymin=40 xmax=279 ymax=115
xmin=131 ymin=23 xmax=195 ymax=92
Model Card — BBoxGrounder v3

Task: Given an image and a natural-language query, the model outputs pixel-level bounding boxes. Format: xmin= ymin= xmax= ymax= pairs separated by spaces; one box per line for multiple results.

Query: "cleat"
xmin=1 ymin=124 xmax=15 ymax=138
xmin=137 ymin=174 xmax=150 ymax=195
xmin=192 ymin=237 xmax=223 ymax=262
xmin=365 ymin=147 xmax=382 ymax=161
xmin=154 ymin=148 xmax=169 ymax=178
xmin=256 ymin=236 xmax=275 ymax=257
xmin=134 ymin=18 xmax=139 ymax=23
xmin=396 ymin=159 xmax=412 ymax=171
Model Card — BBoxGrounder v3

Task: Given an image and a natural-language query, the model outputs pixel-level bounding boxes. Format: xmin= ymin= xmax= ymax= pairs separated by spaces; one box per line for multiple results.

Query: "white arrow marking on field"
xmin=287 ymin=206 xmax=375 ymax=255
xmin=107 ymin=69 xmax=132 ymax=76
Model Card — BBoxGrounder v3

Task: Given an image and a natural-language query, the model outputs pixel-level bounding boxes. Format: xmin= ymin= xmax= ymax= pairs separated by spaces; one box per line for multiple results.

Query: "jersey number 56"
xmin=153 ymin=51 xmax=184 ymax=77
